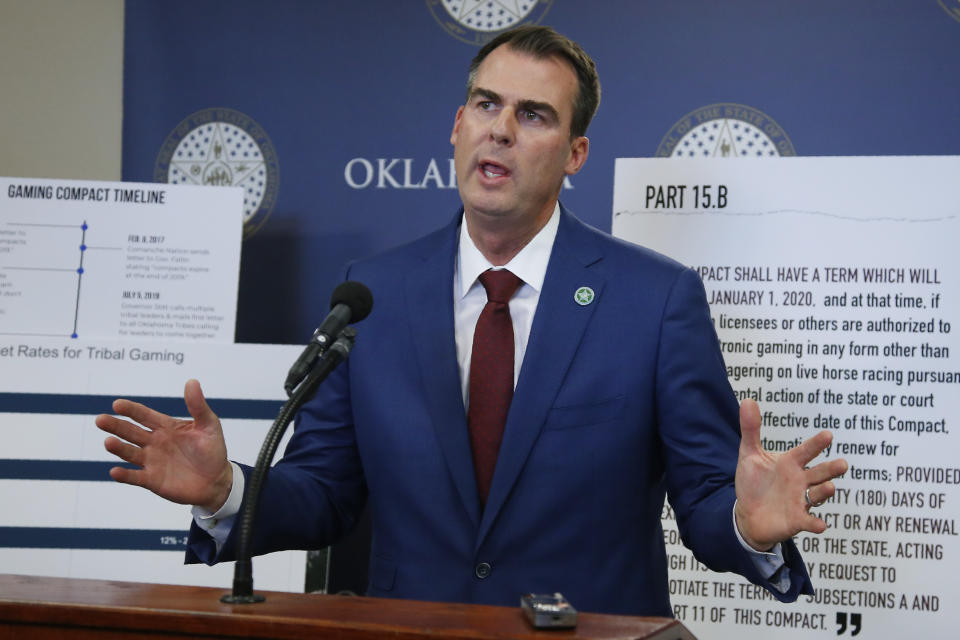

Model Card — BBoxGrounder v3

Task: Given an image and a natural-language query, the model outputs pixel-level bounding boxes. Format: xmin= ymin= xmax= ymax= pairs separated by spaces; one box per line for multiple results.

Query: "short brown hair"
xmin=465 ymin=26 xmax=601 ymax=139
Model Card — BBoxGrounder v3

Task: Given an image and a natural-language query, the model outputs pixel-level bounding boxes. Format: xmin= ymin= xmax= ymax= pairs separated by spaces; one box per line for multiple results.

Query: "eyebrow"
xmin=470 ymin=87 xmax=560 ymax=124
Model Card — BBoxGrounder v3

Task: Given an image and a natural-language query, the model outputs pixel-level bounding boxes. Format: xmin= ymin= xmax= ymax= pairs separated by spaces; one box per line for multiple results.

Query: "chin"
xmin=467 ymin=202 xmax=516 ymax=220
xmin=462 ymin=192 xmax=514 ymax=218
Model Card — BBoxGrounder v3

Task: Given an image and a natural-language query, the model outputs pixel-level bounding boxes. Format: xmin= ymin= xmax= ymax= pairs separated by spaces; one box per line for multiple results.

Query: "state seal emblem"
xmin=656 ymin=103 xmax=796 ymax=158
xmin=154 ymin=108 xmax=279 ymax=238
xmin=427 ymin=0 xmax=554 ymax=45
xmin=574 ymin=286 xmax=595 ymax=306
xmin=938 ymin=0 xmax=960 ymax=23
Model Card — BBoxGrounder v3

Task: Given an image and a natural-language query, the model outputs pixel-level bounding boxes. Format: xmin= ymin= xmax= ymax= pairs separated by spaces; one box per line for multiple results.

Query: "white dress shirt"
xmin=454 ymin=203 xmax=560 ymax=406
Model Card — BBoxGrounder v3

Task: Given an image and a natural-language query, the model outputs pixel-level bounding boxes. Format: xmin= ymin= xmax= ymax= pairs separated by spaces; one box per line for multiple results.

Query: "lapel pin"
xmin=574 ymin=286 xmax=595 ymax=306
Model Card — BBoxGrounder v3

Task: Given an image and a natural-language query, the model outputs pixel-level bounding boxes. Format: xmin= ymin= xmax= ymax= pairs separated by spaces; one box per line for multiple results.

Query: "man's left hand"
xmin=734 ymin=399 xmax=849 ymax=551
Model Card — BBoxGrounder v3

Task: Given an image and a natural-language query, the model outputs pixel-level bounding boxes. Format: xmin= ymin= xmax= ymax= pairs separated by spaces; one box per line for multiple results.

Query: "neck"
xmin=464 ymin=201 xmax=556 ymax=266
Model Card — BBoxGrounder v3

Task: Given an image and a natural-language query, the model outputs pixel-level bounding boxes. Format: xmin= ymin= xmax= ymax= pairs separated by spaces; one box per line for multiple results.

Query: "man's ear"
xmin=450 ymin=106 xmax=465 ymax=145
xmin=565 ymin=136 xmax=590 ymax=175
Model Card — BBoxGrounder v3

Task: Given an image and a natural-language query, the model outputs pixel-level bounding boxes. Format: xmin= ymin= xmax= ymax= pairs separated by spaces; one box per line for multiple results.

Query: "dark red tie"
xmin=468 ymin=269 xmax=523 ymax=506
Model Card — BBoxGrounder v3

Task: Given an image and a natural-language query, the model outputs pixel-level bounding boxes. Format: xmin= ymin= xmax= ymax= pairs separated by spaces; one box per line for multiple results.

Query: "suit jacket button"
xmin=475 ymin=562 xmax=492 ymax=579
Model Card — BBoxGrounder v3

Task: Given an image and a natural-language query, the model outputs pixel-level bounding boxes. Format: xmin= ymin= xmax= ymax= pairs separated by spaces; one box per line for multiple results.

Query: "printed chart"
xmin=1 ymin=178 xmax=242 ymax=341
xmin=0 ymin=340 xmax=307 ymax=592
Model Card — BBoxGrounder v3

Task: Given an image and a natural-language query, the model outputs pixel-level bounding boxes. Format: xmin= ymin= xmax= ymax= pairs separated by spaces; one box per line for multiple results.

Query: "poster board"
xmin=1 ymin=177 xmax=242 ymax=342
xmin=613 ymin=156 xmax=959 ymax=637
xmin=0 ymin=339 xmax=307 ymax=592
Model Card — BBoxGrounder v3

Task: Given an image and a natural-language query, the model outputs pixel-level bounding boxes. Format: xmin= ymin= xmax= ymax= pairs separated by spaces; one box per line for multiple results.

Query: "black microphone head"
xmin=330 ymin=281 xmax=373 ymax=323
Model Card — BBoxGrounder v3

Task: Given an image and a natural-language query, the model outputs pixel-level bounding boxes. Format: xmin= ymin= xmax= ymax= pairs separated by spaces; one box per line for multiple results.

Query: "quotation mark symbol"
xmin=836 ymin=611 xmax=862 ymax=636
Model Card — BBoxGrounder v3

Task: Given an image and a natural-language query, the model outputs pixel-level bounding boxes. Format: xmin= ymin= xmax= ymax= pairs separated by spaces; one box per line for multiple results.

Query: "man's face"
xmin=450 ymin=45 xmax=589 ymax=229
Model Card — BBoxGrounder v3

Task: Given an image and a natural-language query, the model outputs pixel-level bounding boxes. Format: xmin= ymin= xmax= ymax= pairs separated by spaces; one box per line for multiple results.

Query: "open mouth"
xmin=480 ymin=161 xmax=509 ymax=179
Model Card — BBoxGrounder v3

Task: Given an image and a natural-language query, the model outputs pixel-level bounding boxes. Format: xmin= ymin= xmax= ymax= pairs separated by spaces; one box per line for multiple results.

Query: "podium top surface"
xmin=0 ymin=573 xmax=694 ymax=640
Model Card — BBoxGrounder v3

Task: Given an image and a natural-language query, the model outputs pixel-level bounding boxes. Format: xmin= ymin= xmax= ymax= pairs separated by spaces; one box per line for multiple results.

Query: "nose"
xmin=489 ymin=108 xmax=516 ymax=146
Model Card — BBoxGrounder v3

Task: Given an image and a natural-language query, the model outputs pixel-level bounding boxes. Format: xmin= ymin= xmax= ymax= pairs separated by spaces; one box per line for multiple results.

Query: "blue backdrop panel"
xmin=122 ymin=1 xmax=960 ymax=344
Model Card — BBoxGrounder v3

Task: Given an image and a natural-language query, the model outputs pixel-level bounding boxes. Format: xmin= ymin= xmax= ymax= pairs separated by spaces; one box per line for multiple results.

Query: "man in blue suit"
xmin=97 ymin=26 xmax=847 ymax=616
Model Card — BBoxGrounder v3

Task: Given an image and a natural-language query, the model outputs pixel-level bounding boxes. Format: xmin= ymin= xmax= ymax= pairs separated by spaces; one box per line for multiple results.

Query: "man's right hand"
xmin=96 ymin=379 xmax=233 ymax=512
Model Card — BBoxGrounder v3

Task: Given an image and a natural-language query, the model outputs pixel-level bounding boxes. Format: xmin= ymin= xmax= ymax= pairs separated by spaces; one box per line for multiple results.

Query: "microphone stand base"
xmin=220 ymin=593 xmax=266 ymax=604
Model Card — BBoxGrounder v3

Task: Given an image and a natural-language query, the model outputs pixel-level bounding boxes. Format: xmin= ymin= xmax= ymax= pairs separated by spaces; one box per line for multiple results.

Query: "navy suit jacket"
xmin=188 ymin=206 xmax=813 ymax=615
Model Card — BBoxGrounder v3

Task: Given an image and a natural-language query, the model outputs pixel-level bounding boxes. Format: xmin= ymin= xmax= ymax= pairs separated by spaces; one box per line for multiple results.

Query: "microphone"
xmin=284 ymin=281 xmax=373 ymax=395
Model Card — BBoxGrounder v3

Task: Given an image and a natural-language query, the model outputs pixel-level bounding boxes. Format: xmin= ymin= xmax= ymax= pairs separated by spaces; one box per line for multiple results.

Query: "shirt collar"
xmin=457 ymin=203 xmax=560 ymax=299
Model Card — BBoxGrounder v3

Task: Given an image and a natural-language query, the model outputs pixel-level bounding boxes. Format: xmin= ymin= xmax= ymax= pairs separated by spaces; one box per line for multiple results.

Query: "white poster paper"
xmin=613 ymin=156 xmax=959 ymax=638
xmin=0 ymin=339 xmax=308 ymax=592
xmin=1 ymin=177 xmax=242 ymax=342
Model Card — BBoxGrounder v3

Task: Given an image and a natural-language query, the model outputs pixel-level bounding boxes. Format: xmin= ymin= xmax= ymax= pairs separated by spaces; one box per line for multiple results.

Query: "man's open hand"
xmin=734 ymin=399 xmax=849 ymax=551
xmin=96 ymin=379 xmax=233 ymax=512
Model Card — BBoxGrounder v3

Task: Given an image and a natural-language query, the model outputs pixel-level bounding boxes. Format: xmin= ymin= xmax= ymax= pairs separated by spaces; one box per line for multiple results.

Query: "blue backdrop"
xmin=122 ymin=1 xmax=960 ymax=344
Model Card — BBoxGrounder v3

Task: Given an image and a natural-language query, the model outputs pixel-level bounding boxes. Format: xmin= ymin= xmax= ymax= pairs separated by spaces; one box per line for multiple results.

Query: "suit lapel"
xmin=477 ymin=209 xmax=605 ymax=546
xmin=405 ymin=213 xmax=481 ymax=527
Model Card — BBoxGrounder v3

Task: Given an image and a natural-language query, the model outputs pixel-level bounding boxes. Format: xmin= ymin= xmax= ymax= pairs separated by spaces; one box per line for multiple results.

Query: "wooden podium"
xmin=0 ymin=574 xmax=695 ymax=639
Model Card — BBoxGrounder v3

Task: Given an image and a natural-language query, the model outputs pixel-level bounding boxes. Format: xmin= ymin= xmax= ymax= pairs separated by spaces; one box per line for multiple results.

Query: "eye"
xmin=519 ymin=109 xmax=542 ymax=122
xmin=478 ymin=101 xmax=495 ymax=111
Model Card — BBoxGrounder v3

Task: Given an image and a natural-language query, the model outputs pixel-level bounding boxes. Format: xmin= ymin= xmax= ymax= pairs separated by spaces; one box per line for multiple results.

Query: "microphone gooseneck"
xmin=222 ymin=282 xmax=371 ymax=604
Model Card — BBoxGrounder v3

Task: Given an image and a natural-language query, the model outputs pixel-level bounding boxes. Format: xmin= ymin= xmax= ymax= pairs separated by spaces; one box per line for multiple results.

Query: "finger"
xmin=104 ymin=436 xmax=146 ymax=467
xmin=111 ymin=398 xmax=178 ymax=431
xmin=785 ymin=430 xmax=834 ymax=467
xmin=109 ymin=465 xmax=145 ymax=487
xmin=802 ymin=513 xmax=829 ymax=535
xmin=805 ymin=457 xmax=849 ymax=486
xmin=806 ymin=480 xmax=837 ymax=508
xmin=95 ymin=414 xmax=151 ymax=447
xmin=738 ymin=399 xmax=762 ymax=455
xmin=183 ymin=379 xmax=218 ymax=428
